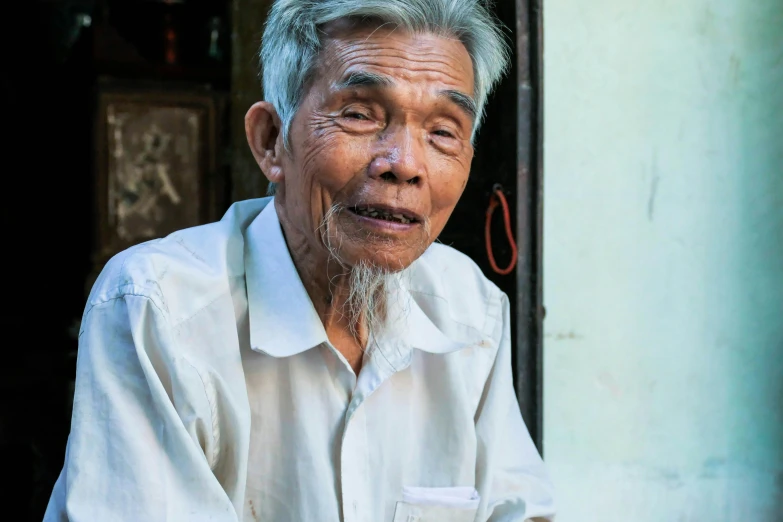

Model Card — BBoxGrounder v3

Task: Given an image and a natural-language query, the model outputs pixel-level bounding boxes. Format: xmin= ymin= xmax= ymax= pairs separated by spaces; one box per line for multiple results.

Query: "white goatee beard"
xmin=345 ymin=259 xmax=393 ymax=342
xmin=319 ymin=204 xmax=398 ymax=343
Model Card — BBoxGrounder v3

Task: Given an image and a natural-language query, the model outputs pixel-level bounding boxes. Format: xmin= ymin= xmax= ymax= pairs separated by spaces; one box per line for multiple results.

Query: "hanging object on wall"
xmin=93 ymin=82 xmax=226 ymax=268
xmin=485 ymin=184 xmax=518 ymax=275
xmin=163 ymin=13 xmax=179 ymax=65
xmin=206 ymin=16 xmax=225 ymax=62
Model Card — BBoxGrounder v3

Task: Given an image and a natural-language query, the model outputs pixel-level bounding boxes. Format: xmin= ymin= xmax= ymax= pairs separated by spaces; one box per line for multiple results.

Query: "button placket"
xmin=339 ymin=339 xmax=412 ymax=521
xmin=320 ymin=343 xmax=356 ymax=402
xmin=339 ymin=344 xmax=396 ymax=521
xmin=340 ymin=404 xmax=370 ymax=522
xmin=339 ymin=359 xmax=376 ymax=522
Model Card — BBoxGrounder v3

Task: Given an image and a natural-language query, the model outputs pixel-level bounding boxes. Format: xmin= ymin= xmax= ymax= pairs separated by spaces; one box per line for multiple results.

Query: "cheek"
xmin=299 ymin=130 xmax=372 ymax=194
xmin=429 ymin=163 xmax=469 ymax=216
xmin=423 ymin=171 xmax=467 ymax=240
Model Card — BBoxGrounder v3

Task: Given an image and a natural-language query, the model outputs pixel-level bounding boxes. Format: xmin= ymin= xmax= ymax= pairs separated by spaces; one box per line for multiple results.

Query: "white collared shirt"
xmin=45 ymin=198 xmax=554 ymax=522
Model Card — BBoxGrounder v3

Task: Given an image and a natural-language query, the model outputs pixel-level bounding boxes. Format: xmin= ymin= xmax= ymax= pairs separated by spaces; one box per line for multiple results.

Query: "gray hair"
xmin=259 ymin=0 xmax=510 ymax=153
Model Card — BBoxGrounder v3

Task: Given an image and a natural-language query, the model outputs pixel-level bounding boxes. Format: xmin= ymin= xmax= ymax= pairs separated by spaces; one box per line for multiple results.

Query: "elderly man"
xmin=45 ymin=0 xmax=554 ymax=520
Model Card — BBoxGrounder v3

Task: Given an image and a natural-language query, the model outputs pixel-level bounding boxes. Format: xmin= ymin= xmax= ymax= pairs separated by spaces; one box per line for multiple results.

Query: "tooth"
xmin=392 ymin=213 xmax=404 ymax=220
xmin=370 ymin=211 xmax=379 ymax=217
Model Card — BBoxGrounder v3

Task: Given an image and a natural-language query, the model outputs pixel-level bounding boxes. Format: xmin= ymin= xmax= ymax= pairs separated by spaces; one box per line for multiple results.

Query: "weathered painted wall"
xmin=543 ymin=0 xmax=783 ymax=520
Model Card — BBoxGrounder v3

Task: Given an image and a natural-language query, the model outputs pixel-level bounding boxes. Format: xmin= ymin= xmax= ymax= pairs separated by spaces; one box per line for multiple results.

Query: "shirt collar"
xmin=383 ymin=281 xmax=472 ymax=355
xmin=244 ymin=201 xmax=328 ymax=357
xmin=244 ymin=200 xmax=471 ymax=357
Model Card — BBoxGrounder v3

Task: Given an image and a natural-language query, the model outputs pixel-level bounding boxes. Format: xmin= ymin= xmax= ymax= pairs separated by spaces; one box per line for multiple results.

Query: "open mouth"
xmin=348 ymin=205 xmax=419 ymax=225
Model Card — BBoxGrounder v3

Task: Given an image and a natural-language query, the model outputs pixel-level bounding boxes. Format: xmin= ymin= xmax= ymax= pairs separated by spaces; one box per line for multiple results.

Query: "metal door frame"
xmin=515 ymin=0 xmax=545 ymax=451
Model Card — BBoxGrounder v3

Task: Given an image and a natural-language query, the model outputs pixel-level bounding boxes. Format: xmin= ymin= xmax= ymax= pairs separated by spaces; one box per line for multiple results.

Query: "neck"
xmin=280 ymin=218 xmax=358 ymax=330
xmin=276 ymin=201 xmax=390 ymax=370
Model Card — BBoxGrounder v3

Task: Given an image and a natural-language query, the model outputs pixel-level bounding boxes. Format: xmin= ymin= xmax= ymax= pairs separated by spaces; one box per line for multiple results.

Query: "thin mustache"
xmin=318 ymin=203 xmax=433 ymax=267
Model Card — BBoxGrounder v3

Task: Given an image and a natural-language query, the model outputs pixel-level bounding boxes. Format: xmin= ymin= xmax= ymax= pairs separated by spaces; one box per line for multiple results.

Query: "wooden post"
xmin=515 ymin=0 xmax=545 ymax=452
xmin=230 ymin=0 xmax=273 ymax=201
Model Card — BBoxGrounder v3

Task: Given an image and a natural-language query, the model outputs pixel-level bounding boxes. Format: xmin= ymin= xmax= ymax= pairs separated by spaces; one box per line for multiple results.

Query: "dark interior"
xmin=0 ymin=1 xmax=519 ymax=519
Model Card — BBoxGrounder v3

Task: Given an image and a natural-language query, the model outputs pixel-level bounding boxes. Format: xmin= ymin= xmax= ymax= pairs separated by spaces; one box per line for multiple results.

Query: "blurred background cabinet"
xmin=1 ymin=1 xmax=232 ymax=517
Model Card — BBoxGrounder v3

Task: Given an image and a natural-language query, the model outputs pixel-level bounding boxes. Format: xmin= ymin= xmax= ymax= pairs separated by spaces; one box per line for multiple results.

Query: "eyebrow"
xmin=439 ymin=89 xmax=477 ymax=122
xmin=334 ymin=71 xmax=477 ymax=122
xmin=334 ymin=71 xmax=394 ymax=90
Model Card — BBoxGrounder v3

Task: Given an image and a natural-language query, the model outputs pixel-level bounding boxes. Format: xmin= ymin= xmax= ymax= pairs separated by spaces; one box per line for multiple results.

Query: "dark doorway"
xmin=1 ymin=1 xmax=232 ymax=519
xmin=0 ymin=1 xmax=543 ymax=520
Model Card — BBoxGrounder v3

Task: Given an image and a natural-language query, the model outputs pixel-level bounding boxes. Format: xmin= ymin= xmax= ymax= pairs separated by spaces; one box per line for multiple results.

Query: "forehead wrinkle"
xmin=332 ymin=54 xmax=472 ymax=95
xmin=339 ymin=40 xmax=466 ymax=60
xmin=337 ymin=30 xmax=466 ymax=58
xmin=324 ymin=37 xmax=473 ymax=92
xmin=334 ymin=45 xmax=471 ymax=78
xmin=343 ymin=51 xmax=469 ymax=78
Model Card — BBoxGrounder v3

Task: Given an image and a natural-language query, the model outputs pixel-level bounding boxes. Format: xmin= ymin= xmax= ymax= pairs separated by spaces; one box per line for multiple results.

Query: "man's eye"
xmin=345 ymin=112 xmax=370 ymax=120
xmin=433 ymin=129 xmax=455 ymax=138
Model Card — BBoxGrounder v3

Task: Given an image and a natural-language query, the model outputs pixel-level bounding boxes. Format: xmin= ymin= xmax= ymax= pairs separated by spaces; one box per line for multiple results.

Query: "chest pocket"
xmin=392 ymin=502 xmax=478 ymax=522
xmin=392 ymin=487 xmax=480 ymax=522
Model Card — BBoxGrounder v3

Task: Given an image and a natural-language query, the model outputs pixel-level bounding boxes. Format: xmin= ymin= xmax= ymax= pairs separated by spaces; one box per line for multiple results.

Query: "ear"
xmin=245 ymin=102 xmax=285 ymax=184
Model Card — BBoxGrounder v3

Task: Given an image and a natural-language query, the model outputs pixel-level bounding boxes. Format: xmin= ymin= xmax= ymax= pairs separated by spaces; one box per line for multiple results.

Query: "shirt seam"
xmin=181 ymin=355 xmax=220 ymax=470
xmin=88 ymin=276 xmax=240 ymax=332
xmin=405 ymin=289 xmax=488 ymax=337
xmin=480 ymin=286 xmax=498 ymax=339
xmin=81 ymin=290 xmax=167 ymax=336
xmin=79 ymin=291 xmax=220 ymax=471
xmin=472 ymin=287 xmax=503 ymax=372
xmin=169 ymin=286 xmax=234 ymax=329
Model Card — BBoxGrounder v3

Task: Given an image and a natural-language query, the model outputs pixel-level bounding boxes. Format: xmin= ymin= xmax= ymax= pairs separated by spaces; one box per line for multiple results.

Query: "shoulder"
xmin=406 ymin=242 xmax=507 ymax=344
xmin=86 ymin=198 xmax=271 ymax=324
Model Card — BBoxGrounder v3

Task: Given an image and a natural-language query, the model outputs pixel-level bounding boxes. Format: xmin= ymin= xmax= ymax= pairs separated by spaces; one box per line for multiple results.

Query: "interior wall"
xmin=542 ymin=0 xmax=783 ymax=520
xmin=231 ymin=0 xmax=271 ymax=201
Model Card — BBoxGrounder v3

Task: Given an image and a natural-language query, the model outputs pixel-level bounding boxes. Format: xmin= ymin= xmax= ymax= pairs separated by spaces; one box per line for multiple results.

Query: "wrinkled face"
xmin=277 ymin=22 xmax=475 ymax=272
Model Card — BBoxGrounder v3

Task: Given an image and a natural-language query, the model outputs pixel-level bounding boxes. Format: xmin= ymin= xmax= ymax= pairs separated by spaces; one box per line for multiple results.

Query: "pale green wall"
xmin=543 ymin=0 xmax=783 ymax=519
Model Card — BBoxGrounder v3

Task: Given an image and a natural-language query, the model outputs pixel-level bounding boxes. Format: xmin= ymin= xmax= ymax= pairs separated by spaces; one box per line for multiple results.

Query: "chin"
xmin=338 ymin=243 xmax=427 ymax=273
xmin=325 ymin=211 xmax=432 ymax=272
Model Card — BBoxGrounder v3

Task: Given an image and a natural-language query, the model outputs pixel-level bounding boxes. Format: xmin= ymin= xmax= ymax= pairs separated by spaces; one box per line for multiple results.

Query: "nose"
xmin=368 ymin=126 xmax=425 ymax=186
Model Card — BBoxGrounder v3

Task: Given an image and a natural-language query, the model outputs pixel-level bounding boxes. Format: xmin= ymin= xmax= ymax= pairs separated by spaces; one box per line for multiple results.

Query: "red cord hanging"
xmin=485 ymin=184 xmax=518 ymax=275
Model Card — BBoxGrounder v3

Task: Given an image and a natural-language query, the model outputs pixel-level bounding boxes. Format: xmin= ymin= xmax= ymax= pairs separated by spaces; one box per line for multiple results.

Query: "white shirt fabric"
xmin=45 ymin=197 xmax=555 ymax=522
